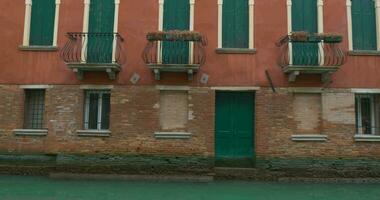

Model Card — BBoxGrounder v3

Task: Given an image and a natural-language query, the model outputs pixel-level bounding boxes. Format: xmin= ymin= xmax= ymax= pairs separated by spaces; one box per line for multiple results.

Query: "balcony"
xmin=142 ymin=31 xmax=207 ymax=80
xmin=60 ymin=32 xmax=126 ymax=80
xmin=276 ymin=32 xmax=346 ymax=83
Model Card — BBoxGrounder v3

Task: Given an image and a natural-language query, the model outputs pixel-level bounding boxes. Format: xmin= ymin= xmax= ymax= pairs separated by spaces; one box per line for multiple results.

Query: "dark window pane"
xmin=24 ymin=90 xmax=45 ymax=129
xmin=88 ymin=93 xmax=99 ymax=129
xmin=101 ymin=93 xmax=110 ymax=130
xmin=361 ymin=97 xmax=372 ymax=134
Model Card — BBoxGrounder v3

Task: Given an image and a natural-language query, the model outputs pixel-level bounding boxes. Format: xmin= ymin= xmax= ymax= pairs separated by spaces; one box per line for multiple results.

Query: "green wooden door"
xmin=162 ymin=0 xmax=190 ymax=64
xmin=352 ymin=0 xmax=377 ymax=50
xmin=87 ymin=0 xmax=115 ymax=63
xmin=29 ymin=0 xmax=55 ymax=46
xmin=222 ymin=0 xmax=249 ymax=48
xmin=215 ymin=92 xmax=255 ymax=166
xmin=292 ymin=0 xmax=318 ymax=66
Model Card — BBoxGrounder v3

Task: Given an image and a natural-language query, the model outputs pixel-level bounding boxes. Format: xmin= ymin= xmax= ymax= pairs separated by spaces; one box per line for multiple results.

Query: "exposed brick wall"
xmin=0 ymin=85 xmax=215 ymax=157
xmin=256 ymin=88 xmax=380 ymax=160
xmin=1 ymin=85 xmax=380 ymax=166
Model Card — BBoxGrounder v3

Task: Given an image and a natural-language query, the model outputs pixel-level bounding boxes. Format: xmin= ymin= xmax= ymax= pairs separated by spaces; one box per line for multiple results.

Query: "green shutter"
xmin=87 ymin=0 xmax=115 ymax=63
xmin=162 ymin=0 xmax=190 ymax=64
xmin=292 ymin=0 xmax=318 ymax=66
xmin=222 ymin=0 xmax=249 ymax=48
xmin=29 ymin=0 xmax=55 ymax=46
xmin=352 ymin=0 xmax=377 ymax=50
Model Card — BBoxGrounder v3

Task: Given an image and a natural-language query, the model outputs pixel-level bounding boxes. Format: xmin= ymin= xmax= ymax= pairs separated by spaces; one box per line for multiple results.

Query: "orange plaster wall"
xmin=0 ymin=0 xmax=379 ymax=88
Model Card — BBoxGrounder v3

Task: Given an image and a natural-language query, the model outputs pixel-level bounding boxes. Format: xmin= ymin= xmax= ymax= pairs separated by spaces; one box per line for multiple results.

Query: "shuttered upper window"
xmin=222 ymin=0 xmax=249 ymax=48
xmin=29 ymin=0 xmax=56 ymax=46
xmin=352 ymin=0 xmax=377 ymax=50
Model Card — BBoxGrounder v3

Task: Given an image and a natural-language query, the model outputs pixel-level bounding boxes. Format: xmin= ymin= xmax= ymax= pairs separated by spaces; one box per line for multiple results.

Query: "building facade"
xmin=1 ymin=0 xmax=380 ymax=177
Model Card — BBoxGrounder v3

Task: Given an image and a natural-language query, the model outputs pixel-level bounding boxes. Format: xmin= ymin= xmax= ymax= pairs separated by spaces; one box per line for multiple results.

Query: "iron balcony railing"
xmin=142 ymin=31 xmax=207 ymax=66
xmin=276 ymin=34 xmax=346 ymax=68
xmin=60 ymin=32 xmax=126 ymax=65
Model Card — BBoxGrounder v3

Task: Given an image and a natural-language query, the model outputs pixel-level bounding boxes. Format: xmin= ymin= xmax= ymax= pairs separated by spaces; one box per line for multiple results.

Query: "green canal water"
xmin=1 ymin=175 xmax=380 ymax=200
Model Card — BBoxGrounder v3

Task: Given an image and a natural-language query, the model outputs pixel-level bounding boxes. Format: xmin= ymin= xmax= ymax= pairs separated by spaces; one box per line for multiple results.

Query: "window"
xmin=355 ymin=94 xmax=380 ymax=135
xmin=351 ymin=0 xmax=377 ymax=50
xmin=221 ymin=0 xmax=249 ymax=48
xmin=159 ymin=91 xmax=188 ymax=130
xmin=293 ymin=93 xmax=322 ymax=134
xmin=161 ymin=0 xmax=190 ymax=64
xmin=84 ymin=90 xmax=111 ymax=130
xmin=24 ymin=89 xmax=45 ymax=129
xmin=218 ymin=0 xmax=254 ymax=49
xmin=23 ymin=0 xmax=59 ymax=47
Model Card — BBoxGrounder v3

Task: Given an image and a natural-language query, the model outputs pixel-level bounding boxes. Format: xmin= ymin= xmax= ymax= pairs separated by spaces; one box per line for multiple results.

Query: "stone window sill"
xmin=354 ymin=134 xmax=380 ymax=142
xmin=348 ymin=50 xmax=380 ymax=56
xmin=13 ymin=129 xmax=48 ymax=136
xmin=154 ymin=132 xmax=192 ymax=139
xmin=215 ymin=48 xmax=257 ymax=54
xmin=77 ymin=130 xmax=111 ymax=137
xmin=18 ymin=45 xmax=58 ymax=52
xmin=291 ymin=134 xmax=327 ymax=142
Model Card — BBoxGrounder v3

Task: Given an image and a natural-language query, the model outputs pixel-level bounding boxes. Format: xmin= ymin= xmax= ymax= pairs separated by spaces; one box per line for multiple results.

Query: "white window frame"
xmin=22 ymin=0 xmax=61 ymax=47
xmin=356 ymin=94 xmax=376 ymax=135
xmin=286 ymin=0 xmax=324 ymax=65
xmin=84 ymin=90 xmax=111 ymax=130
xmin=81 ymin=0 xmax=120 ymax=63
xmin=217 ymin=0 xmax=255 ymax=49
xmin=157 ymin=0 xmax=196 ymax=64
xmin=346 ymin=0 xmax=380 ymax=51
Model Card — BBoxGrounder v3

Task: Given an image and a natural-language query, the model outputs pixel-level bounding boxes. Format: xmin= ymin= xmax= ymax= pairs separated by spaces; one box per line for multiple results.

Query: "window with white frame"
xmin=84 ymin=90 xmax=111 ymax=130
xmin=23 ymin=89 xmax=46 ymax=129
xmin=22 ymin=0 xmax=60 ymax=47
xmin=217 ymin=0 xmax=255 ymax=49
xmin=355 ymin=94 xmax=380 ymax=135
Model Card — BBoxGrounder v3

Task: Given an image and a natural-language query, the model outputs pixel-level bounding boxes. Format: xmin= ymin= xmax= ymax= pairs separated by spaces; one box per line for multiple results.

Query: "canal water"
xmin=1 ymin=175 xmax=380 ymax=200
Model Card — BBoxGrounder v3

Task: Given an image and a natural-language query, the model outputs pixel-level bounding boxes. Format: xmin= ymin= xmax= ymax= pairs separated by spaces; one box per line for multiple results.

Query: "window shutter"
xmin=29 ymin=0 xmax=55 ymax=46
xmin=88 ymin=0 xmax=115 ymax=33
xmin=162 ymin=0 xmax=190 ymax=64
xmin=222 ymin=0 xmax=248 ymax=48
xmin=352 ymin=0 xmax=377 ymax=50
xmin=291 ymin=0 xmax=318 ymax=65
xmin=292 ymin=0 xmax=317 ymax=32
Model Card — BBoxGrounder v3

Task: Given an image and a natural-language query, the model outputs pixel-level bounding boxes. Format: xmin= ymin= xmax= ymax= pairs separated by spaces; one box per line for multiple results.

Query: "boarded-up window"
xmin=293 ymin=93 xmax=322 ymax=134
xmin=159 ymin=91 xmax=188 ymax=130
